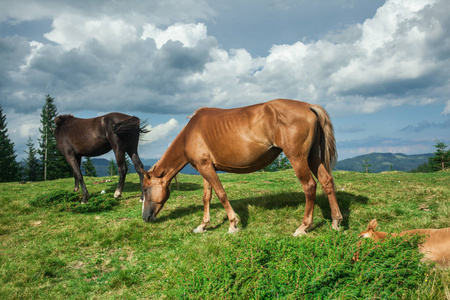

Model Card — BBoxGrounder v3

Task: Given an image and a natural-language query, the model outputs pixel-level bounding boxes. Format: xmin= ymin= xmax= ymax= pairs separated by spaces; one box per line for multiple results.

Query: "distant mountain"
xmin=91 ymin=158 xmax=110 ymax=177
xmin=335 ymin=153 xmax=432 ymax=173
xmin=88 ymin=152 xmax=433 ymax=177
xmin=140 ymin=158 xmax=200 ymax=175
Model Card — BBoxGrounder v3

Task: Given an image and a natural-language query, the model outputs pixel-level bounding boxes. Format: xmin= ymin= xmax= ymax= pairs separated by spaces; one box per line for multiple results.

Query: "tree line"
xmin=0 ymin=95 xmax=125 ymax=183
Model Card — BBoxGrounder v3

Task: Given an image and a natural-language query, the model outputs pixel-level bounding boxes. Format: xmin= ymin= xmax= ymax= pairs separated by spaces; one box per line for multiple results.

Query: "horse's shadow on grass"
xmin=156 ymin=190 xmax=368 ymax=231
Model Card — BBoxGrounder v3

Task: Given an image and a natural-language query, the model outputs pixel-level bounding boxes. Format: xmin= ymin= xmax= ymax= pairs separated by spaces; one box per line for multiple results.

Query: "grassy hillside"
xmin=1 ymin=170 xmax=449 ymax=299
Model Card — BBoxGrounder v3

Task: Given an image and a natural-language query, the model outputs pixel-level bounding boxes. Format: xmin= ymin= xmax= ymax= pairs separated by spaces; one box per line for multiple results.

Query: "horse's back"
xmin=54 ymin=113 xmax=134 ymax=156
xmin=190 ymin=99 xmax=314 ymax=128
xmin=184 ymin=99 xmax=319 ymax=172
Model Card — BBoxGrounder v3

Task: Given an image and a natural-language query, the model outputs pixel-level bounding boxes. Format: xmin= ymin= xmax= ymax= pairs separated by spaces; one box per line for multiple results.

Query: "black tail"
xmin=113 ymin=116 xmax=150 ymax=138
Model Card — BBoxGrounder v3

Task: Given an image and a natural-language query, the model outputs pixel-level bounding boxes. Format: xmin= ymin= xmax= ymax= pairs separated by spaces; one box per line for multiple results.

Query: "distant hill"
xmin=335 ymin=153 xmax=432 ymax=173
xmin=140 ymin=158 xmax=200 ymax=175
xmin=88 ymin=152 xmax=433 ymax=177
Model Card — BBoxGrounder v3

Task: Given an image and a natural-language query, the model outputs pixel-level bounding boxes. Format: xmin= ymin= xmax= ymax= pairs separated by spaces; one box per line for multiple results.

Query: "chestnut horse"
xmin=141 ymin=99 xmax=343 ymax=236
xmin=53 ymin=113 xmax=148 ymax=203
xmin=358 ymin=219 xmax=450 ymax=267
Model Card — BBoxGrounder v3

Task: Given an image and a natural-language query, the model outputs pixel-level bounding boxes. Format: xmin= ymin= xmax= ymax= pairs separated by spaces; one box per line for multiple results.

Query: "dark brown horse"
xmin=53 ymin=113 xmax=148 ymax=203
xmin=141 ymin=99 xmax=343 ymax=235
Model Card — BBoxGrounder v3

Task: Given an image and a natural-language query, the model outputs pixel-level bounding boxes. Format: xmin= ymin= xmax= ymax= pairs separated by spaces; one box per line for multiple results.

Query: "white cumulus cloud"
xmin=141 ymin=118 xmax=180 ymax=145
xmin=443 ymin=100 xmax=450 ymax=115
xmin=141 ymin=23 xmax=207 ymax=49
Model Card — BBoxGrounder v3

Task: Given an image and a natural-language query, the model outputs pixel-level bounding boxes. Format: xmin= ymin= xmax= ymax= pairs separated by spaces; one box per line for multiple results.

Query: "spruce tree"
xmin=262 ymin=153 xmax=292 ymax=172
xmin=38 ymin=95 xmax=72 ymax=180
xmin=82 ymin=157 xmax=97 ymax=177
xmin=23 ymin=137 xmax=41 ymax=181
xmin=0 ymin=106 xmax=20 ymax=182
xmin=107 ymin=159 xmax=118 ymax=176
xmin=428 ymin=139 xmax=450 ymax=171
xmin=125 ymin=155 xmax=131 ymax=174
xmin=362 ymin=157 xmax=372 ymax=173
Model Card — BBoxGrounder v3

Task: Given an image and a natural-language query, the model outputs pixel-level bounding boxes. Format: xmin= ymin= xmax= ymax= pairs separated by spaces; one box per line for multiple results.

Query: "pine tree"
xmin=107 ymin=159 xmax=118 ymax=176
xmin=38 ymin=95 xmax=72 ymax=180
xmin=125 ymin=155 xmax=131 ymax=174
xmin=262 ymin=153 xmax=292 ymax=172
xmin=428 ymin=139 xmax=450 ymax=171
xmin=23 ymin=136 xmax=40 ymax=181
xmin=82 ymin=157 xmax=97 ymax=177
xmin=0 ymin=106 xmax=20 ymax=182
xmin=362 ymin=158 xmax=372 ymax=174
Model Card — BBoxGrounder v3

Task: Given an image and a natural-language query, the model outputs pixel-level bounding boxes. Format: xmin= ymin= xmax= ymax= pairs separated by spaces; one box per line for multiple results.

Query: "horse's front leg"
xmin=199 ymin=166 xmax=239 ymax=233
xmin=193 ymin=178 xmax=212 ymax=233
xmin=67 ymin=155 xmax=89 ymax=203
xmin=74 ymin=176 xmax=80 ymax=192
xmin=73 ymin=155 xmax=81 ymax=192
xmin=129 ymin=151 xmax=145 ymax=202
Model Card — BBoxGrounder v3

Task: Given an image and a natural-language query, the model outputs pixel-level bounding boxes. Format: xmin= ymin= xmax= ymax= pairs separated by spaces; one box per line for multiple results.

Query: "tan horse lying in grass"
xmin=358 ymin=219 xmax=450 ymax=267
xmin=141 ymin=99 xmax=343 ymax=236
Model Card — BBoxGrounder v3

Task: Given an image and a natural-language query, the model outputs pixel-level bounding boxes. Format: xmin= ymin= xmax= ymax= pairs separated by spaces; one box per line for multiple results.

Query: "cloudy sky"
xmin=1 ymin=0 xmax=449 ymax=164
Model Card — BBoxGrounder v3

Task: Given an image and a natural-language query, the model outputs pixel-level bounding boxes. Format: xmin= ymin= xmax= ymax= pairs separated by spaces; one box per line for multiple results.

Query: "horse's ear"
xmin=368 ymin=219 xmax=378 ymax=231
xmin=141 ymin=168 xmax=151 ymax=179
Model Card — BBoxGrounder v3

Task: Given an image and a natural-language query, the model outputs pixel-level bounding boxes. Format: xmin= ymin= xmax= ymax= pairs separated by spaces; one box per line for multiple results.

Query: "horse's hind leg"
xmin=128 ymin=149 xmax=145 ymax=202
xmin=193 ymin=178 xmax=213 ymax=233
xmin=308 ymin=146 xmax=343 ymax=231
xmin=114 ymin=150 xmax=127 ymax=198
xmin=288 ymin=157 xmax=318 ymax=236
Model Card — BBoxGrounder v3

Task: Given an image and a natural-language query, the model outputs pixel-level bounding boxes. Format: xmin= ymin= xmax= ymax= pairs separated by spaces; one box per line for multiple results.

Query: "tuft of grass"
xmin=171 ymin=232 xmax=428 ymax=299
xmin=29 ymin=190 xmax=119 ymax=213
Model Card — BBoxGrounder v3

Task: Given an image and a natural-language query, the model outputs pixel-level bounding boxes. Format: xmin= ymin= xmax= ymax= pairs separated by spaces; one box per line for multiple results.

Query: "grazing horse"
xmin=358 ymin=219 xmax=450 ymax=267
xmin=53 ymin=113 xmax=148 ymax=203
xmin=141 ymin=99 xmax=343 ymax=236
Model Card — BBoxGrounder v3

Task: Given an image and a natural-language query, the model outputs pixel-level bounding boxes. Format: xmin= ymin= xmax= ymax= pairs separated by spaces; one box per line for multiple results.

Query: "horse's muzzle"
xmin=142 ymin=207 xmax=156 ymax=223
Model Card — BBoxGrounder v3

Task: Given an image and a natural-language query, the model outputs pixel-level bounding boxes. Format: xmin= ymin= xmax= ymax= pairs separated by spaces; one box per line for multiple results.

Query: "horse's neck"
xmin=152 ymin=128 xmax=188 ymax=182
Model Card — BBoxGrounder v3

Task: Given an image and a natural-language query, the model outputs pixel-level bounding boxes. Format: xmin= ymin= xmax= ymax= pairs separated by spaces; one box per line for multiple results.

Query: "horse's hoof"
xmin=332 ymin=226 xmax=341 ymax=231
xmin=193 ymin=227 xmax=206 ymax=233
xmin=293 ymin=229 xmax=307 ymax=237
xmin=332 ymin=220 xmax=342 ymax=231
xmin=228 ymin=227 xmax=240 ymax=234
xmin=114 ymin=190 xmax=122 ymax=198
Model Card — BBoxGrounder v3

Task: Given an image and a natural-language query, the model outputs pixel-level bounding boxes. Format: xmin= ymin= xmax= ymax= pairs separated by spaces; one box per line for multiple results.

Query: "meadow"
xmin=1 ymin=169 xmax=449 ymax=299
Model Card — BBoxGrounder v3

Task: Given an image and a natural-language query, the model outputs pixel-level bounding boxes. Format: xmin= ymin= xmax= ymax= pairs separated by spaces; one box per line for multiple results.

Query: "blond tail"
xmin=309 ymin=105 xmax=337 ymax=174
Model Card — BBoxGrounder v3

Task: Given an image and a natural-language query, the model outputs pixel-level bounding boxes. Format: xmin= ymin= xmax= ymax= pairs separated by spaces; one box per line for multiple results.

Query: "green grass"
xmin=1 ymin=170 xmax=449 ymax=299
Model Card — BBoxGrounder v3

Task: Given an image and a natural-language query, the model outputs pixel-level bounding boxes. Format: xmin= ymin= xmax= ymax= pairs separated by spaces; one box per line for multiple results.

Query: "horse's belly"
xmin=78 ymin=142 xmax=111 ymax=156
xmin=213 ymin=147 xmax=282 ymax=173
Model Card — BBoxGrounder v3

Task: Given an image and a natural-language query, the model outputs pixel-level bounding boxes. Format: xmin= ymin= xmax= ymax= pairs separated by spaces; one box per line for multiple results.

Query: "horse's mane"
xmin=187 ymin=108 xmax=203 ymax=119
xmin=54 ymin=114 xmax=74 ymax=128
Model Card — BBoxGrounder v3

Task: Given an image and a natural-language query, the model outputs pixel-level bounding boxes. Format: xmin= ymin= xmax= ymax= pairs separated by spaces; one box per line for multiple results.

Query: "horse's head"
xmin=358 ymin=219 xmax=386 ymax=241
xmin=141 ymin=169 xmax=170 ymax=223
